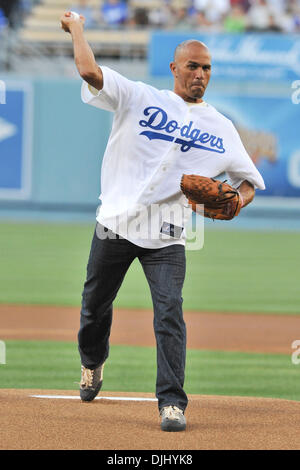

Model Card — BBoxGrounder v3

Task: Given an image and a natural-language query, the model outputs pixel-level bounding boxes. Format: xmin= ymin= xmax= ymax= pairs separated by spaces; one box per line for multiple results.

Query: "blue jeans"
xmin=78 ymin=224 xmax=188 ymax=412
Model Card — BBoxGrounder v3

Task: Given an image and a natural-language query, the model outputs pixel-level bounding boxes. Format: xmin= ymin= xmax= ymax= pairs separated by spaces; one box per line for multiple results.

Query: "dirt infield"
xmin=1 ymin=304 xmax=300 ymax=450
xmin=1 ymin=303 xmax=300 ymax=353
xmin=1 ymin=389 xmax=300 ymax=450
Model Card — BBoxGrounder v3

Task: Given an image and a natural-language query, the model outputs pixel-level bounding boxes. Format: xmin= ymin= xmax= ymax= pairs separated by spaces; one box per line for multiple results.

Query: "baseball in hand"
xmin=70 ymin=11 xmax=80 ymax=20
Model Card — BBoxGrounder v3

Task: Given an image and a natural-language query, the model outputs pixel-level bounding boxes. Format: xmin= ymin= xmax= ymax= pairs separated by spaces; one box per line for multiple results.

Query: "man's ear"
xmin=170 ymin=61 xmax=176 ymax=77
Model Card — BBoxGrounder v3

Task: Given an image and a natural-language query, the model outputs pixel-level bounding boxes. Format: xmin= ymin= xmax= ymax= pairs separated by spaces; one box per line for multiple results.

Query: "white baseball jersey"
xmin=81 ymin=66 xmax=265 ymax=249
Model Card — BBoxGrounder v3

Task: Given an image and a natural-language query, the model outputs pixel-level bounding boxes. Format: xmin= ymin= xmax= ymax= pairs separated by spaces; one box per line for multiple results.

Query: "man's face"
xmin=170 ymin=43 xmax=212 ymax=103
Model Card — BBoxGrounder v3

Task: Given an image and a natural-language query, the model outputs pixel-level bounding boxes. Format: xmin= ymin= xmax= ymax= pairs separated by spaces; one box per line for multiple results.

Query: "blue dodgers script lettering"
xmin=139 ymin=106 xmax=225 ymax=153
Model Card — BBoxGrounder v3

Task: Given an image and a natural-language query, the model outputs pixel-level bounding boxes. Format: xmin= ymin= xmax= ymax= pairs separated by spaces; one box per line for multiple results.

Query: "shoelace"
xmin=162 ymin=406 xmax=183 ymax=421
xmin=80 ymin=366 xmax=94 ymax=388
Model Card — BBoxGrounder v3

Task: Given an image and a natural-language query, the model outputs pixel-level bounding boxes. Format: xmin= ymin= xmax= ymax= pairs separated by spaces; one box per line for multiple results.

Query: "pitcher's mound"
xmin=1 ymin=389 xmax=300 ymax=450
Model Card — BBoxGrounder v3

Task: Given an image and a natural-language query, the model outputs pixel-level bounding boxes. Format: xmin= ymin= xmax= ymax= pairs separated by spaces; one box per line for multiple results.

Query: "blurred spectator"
xmin=0 ymin=0 xmax=20 ymax=28
xmin=68 ymin=0 xmax=97 ymax=29
xmin=266 ymin=13 xmax=283 ymax=32
xmin=130 ymin=8 xmax=149 ymax=27
xmin=100 ymin=0 xmax=129 ymax=28
xmin=281 ymin=1 xmax=300 ymax=32
xmin=293 ymin=2 xmax=300 ymax=31
xmin=171 ymin=7 xmax=193 ymax=30
xmin=266 ymin=0 xmax=286 ymax=15
xmin=247 ymin=0 xmax=272 ymax=31
xmin=294 ymin=13 xmax=300 ymax=32
xmin=192 ymin=10 xmax=215 ymax=30
xmin=230 ymin=0 xmax=250 ymax=12
xmin=224 ymin=4 xmax=247 ymax=32
xmin=21 ymin=1 xmax=38 ymax=16
xmin=0 ymin=7 xmax=7 ymax=30
xmin=148 ymin=2 xmax=174 ymax=29
xmin=193 ymin=0 xmax=231 ymax=24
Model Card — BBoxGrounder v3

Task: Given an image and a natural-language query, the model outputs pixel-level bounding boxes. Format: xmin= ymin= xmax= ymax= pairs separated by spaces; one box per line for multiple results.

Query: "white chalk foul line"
xmin=30 ymin=394 xmax=158 ymax=402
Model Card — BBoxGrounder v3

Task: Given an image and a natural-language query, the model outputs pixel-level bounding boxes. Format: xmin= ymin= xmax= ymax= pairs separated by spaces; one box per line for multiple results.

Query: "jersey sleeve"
xmin=81 ymin=66 xmax=136 ymax=112
xmin=225 ymin=121 xmax=265 ymax=190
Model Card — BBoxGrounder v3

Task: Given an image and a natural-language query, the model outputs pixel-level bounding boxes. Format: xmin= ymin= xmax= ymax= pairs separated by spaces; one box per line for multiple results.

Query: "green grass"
xmin=0 ymin=222 xmax=299 ymax=314
xmin=0 ymin=340 xmax=299 ymax=402
xmin=0 ymin=222 xmax=91 ymax=306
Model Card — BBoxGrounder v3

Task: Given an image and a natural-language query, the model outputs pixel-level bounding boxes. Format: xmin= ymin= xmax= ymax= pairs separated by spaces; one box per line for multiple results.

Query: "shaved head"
xmin=173 ymin=40 xmax=210 ymax=62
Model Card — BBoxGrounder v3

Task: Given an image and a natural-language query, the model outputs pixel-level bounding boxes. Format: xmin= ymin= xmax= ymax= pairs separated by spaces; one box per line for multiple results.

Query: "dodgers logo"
xmin=139 ymin=106 xmax=225 ymax=154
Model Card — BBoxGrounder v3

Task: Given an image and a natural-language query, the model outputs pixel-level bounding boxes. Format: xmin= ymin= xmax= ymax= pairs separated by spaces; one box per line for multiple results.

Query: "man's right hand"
xmin=61 ymin=11 xmax=85 ymax=33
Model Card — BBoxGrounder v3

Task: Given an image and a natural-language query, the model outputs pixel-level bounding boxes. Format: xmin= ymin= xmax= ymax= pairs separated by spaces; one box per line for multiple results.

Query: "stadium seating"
xmin=21 ymin=0 xmax=188 ymax=30
xmin=17 ymin=0 xmax=190 ymax=58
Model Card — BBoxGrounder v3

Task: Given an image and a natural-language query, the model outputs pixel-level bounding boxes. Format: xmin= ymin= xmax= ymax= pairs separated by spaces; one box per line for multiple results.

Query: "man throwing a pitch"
xmin=61 ymin=12 xmax=265 ymax=432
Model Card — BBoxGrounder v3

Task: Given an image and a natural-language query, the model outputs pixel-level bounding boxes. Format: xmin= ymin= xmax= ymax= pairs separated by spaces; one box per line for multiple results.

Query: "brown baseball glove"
xmin=180 ymin=174 xmax=243 ymax=220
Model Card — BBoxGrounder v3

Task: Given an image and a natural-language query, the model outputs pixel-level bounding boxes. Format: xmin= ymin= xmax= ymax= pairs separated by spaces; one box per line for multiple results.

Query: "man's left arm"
xmin=225 ymin=120 xmax=265 ymax=210
xmin=238 ymin=180 xmax=255 ymax=209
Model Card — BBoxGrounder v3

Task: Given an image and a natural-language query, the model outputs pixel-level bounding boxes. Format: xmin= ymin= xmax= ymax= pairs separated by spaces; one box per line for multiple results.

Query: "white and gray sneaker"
xmin=160 ymin=405 xmax=186 ymax=432
xmin=79 ymin=364 xmax=104 ymax=402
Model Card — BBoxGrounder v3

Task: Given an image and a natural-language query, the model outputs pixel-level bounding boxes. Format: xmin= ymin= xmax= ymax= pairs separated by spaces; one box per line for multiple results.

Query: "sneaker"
xmin=79 ymin=363 xmax=104 ymax=402
xmin=160 ymin=405 xmax=186 ymax=432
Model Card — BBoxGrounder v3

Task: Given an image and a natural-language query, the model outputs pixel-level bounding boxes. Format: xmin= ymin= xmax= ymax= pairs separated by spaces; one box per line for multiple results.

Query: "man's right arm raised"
xmin=60 ymin=12 xmax=103 ymax=90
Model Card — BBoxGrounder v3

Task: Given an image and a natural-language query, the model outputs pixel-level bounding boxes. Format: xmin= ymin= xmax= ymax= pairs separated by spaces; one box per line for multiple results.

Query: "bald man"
xmin=171 ymin=39 xmax=212 ymax=101
xmin=61 ymin=13 xmax=265 ymax=432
